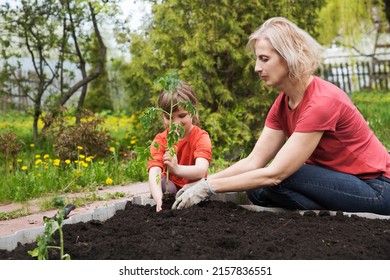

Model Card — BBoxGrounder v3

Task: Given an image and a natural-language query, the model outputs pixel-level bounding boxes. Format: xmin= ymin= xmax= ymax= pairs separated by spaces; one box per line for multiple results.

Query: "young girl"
xmin=147 ymin=80 xmax=212 ymax=211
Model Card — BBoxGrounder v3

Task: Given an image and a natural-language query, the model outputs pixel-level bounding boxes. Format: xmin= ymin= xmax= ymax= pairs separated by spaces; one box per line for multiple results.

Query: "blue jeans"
xmin=247 ymin=164 xmax=390 ymax=215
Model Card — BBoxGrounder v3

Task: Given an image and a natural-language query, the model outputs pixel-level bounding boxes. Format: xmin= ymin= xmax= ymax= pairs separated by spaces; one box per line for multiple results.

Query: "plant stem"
xmin=165 ymin=85 xmax=175 ymax=194
xmin=59 ymin=226 xmax=65 ymax=259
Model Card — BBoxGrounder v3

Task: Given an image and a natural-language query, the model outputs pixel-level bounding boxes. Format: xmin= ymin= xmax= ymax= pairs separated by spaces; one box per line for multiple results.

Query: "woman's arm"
xmin=210 ymin=126 xmax=286 ymax=180
xmin=210 ymin=130 xmax=324 ymax=192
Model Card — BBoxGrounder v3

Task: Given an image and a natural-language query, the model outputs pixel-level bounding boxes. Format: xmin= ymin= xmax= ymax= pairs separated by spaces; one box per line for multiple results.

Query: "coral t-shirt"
xmin=265 ymin=76 xmax=390 ymax=179
xmin=147 ymin=125 xmax=212 ymax=187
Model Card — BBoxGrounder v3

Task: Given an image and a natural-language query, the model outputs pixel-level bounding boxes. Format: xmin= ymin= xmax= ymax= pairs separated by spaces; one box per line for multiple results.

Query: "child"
xmin=147 ymin=80 xmax=212 ymax=211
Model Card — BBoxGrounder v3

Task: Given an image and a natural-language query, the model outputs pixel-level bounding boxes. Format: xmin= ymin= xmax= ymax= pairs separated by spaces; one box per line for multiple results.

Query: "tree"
xmin=385 ymin=0 xmax=390 ymax=23
xmin=84 ymin=35 xmax=113 ymax=114
xmin=0 ymin=0 xmax=121 ymax=141
xmin=317 ymin=0 xmax=389 ymax=47
xmin=121 ymin=0 xmax=326 ymax=158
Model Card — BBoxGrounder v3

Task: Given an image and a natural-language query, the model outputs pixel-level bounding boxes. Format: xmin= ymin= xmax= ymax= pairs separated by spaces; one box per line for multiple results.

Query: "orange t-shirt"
xmin=147 ymin=125 xmax=212 ymax=187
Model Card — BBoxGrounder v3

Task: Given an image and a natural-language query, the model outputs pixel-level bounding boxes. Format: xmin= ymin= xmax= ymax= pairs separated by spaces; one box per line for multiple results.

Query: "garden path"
xmin=0 ymin=182 xmax=150 ymax=237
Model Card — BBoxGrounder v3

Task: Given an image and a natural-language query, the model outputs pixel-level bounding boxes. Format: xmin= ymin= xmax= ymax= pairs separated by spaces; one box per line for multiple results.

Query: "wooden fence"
xmin=322 ymin=60 xmax=390 ymax=93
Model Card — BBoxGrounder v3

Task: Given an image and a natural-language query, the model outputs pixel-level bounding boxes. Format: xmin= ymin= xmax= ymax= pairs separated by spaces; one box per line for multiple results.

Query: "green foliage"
xmin=0 ymin=0 xmax=123 ymax=141
xmin=84 ymin=35 xmax=113 ymax=113
xmin=28 ymin=197 xmax=71 ymax=260
xmin=42 ymin=109 xmax=114 ymax=161
xmin=0 ymin=131 xmax=25 ymax=172
xmin=121 ymin=0 xmax=326 ymax=159
xmin=351 ymin=90 xmax=390 ymax=149
xmin=317 ymin=0 xmax=387 ymax=46
xmin=0 ymin=110 xmax=150 ymax=203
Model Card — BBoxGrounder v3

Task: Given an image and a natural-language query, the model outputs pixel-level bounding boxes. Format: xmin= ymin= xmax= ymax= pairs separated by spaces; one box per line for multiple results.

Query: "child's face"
xmin=163 ymin=107 xmax=193 ymax=137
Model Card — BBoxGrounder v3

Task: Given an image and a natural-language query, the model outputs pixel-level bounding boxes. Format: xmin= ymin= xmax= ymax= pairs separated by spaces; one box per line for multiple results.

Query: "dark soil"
xmin=1 ymin=200 xmax=390 ymax=260
xmin=162 ymin=192 xmax=176 ymax=210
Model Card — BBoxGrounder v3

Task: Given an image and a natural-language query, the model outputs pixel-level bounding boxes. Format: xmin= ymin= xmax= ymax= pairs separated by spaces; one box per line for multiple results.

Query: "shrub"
xmin=0 ymin=131 xmax=25 ymax=171
xmin=42 ymin=109 xmax=115 ymax=161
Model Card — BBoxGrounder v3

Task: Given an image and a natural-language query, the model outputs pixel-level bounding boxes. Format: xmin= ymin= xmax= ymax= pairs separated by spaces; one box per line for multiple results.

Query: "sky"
xmin=119 ymin=0 xmax=151 ymax=31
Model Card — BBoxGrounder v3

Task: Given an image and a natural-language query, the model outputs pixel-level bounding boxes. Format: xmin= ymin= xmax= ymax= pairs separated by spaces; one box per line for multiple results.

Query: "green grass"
xmin=351 ymin=90 xmax=390 ymax=149
xmin=0 ymin=111 xmax=149 ymax=205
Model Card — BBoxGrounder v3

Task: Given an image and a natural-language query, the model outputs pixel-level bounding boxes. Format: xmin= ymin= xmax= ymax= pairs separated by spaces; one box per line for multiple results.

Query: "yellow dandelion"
xmin=105 ymin=177 xmax=113 ymax=185
xmin=65 ymin=159 xmax=71 ymax=165
xmin=79 ymin=154 xmax=85 ymax=159
xmin=82 ymin=162 xmax=88 ymax=168
xmin=35 ymin=159 xmax=42 ymax=165
xmin=17 ymin=159 xmax=22 ymax=163
xmin=77 ymin=146 xmax=83 ymax=150
xmin=53 ymin=159 xmax=61 ymax=166
xmin=130 ymin=139 xmax=136 ymax=144
xmin=30 ymin=143 xmax=35 ymax=148
xmin=43 ymin=154 xmax=50 ymax=159
xmin=109 ymin=147 xmax=115 ymax=153
xmin=21 ymin=166 xmax=27 ymax=171
xmin=35 ymin=155 xmax=41 ymax=159
xmin=86 ymin=156 xmax=93 ymax=162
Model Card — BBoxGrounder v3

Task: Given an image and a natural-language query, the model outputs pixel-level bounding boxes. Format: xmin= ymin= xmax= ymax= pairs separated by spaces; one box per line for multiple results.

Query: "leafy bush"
xmin=0 ymin=130 xmax=25 ymax=171
xmin=42 ymin=109 xmax=114 ymax=161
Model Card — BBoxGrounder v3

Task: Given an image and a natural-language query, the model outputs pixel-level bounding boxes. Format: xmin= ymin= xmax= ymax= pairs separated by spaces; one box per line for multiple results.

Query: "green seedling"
xmin=140 ymin=71 xmax=195 ymax=192
xmin=28 ymin=197 xmax=75 ymax=260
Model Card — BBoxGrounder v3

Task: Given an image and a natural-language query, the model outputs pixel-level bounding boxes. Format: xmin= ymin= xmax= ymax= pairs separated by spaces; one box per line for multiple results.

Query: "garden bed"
xmin=0 ymin=199 xmax=390 ymax=260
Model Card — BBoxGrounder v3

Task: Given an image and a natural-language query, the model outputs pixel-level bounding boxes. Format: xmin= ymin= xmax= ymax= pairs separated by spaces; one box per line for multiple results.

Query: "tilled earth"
xmin=1 ymin=200 xmax=390 ymax=260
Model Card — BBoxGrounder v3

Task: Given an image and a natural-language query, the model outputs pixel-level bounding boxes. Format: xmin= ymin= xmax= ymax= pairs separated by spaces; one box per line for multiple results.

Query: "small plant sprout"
xmin=140 ymin=71 xmax=196 ymax=193
xmin=28 ymin=197 xmax=75 ymax=260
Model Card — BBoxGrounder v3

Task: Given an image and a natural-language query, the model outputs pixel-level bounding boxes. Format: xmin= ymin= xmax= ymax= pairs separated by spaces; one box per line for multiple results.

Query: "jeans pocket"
xmin=378 ymin=176 xmax=390 ymax=184
xmin=364 ymin=178 xmax=385 ymax=195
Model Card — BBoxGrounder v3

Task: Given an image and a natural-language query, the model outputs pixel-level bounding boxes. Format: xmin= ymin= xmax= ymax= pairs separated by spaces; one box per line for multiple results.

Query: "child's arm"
xmin=164 ymin=153 xmax=209 ymax=180
xmin=148 ymin=166 xmax=163 ymax=212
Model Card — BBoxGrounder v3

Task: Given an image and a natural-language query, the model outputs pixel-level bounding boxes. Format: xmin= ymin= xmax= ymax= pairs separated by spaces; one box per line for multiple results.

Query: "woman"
xmin=172 ymin=17 xmax=390 ymax=215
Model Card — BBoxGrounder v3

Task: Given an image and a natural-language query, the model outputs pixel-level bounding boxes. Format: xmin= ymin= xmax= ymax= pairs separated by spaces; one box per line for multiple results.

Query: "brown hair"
xmin=157 ymin=80 xmax=200 ymax=125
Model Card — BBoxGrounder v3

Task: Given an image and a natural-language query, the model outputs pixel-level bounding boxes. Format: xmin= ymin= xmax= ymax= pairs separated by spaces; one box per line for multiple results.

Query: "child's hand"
xmin=163 ymin=151 xmax=179 ymax=174
xmin=156 ymin=200 xmax=162 ymax=212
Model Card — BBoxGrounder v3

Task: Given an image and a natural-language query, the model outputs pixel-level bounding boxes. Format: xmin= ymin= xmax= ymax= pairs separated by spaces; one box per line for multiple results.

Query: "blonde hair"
xmin=157 ymin=80 xmax=200 ymax=126
xmin=247 ymin=17 xmax=323 ymax=80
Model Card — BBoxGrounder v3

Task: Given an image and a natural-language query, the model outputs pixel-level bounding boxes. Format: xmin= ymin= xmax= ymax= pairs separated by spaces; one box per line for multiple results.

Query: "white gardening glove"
xmin=175 ymin=180 xmax=200 ymax=199
xmin=172 ymin=178 xmax=216 ymax=209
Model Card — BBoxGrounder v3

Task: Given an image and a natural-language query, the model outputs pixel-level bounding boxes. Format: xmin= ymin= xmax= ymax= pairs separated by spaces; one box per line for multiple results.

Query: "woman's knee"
xmin=246 ymin=188 xmax=276 ymax=207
